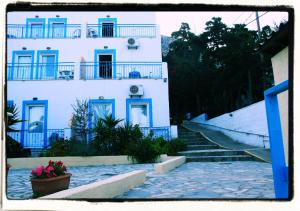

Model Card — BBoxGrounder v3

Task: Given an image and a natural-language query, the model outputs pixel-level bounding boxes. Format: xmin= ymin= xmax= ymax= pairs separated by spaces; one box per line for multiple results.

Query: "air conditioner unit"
xmin=129 ymin=85 xmax=143 ymax=96
xmin=127 ymin=37 xmax=139 ymax=49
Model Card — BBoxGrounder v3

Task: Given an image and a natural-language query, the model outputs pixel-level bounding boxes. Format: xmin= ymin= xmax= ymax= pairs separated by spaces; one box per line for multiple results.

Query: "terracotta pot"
xmin=31 ymin=173 xmax=72 ymax=197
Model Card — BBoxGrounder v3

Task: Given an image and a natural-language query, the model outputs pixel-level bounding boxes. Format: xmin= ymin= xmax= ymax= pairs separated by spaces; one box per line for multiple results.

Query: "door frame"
xmin=36 ymin=50 xmax=59 ymax=79
xmin=126 ymin=98 xmax=153 ymax=127
xmin=94 ymin=49 xmax=116 ymax=79
xmin=21 ymin=100 xmax=48 ymax=148
xmin=12 ymin=50 xmax=35 ymax=80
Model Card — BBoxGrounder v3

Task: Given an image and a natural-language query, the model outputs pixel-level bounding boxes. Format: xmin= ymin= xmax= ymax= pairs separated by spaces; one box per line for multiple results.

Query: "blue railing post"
xmin=264 ymin=80 xmax=289 ymax=199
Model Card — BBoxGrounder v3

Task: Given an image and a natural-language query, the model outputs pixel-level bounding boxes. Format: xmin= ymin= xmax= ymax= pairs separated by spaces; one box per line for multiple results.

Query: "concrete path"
xmin=118 ymin=161 xmax=274 ymax=199
xmin=182 ymin=121 xmax=271 ymax=163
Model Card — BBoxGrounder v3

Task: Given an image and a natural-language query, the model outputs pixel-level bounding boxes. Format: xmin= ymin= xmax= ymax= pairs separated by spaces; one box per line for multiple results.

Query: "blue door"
xmin=30 ymin=23 xmax=43 ymax=38
xmin=51 ymin=23 xmax=65 ymax=38
xmin=41 ymin=55 xmax=56 ymax=79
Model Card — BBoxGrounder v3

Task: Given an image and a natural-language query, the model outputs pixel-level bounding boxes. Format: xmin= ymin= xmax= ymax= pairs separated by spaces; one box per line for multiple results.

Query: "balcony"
xmin=7 ymin=62 xmax=75 ymax=80
xmin=86 ymin=24 xmax=156 ymax=38
xmin=7 ymin=24 xmax=81 ymax=39
xmin=80 ymin=62 xmax=162 ymax=79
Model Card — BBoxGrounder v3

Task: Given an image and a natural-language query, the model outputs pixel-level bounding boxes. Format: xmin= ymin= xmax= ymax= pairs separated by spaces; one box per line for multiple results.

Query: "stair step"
xmin=183 ymin=141 xmax=209 ymax=145
xmin=178 ymin=150 xmax=246 ymax=156
xmin=186 ymin=155 xmax=255 ymax=162
xmin=186 ymin=145 xmax=220 ymax=150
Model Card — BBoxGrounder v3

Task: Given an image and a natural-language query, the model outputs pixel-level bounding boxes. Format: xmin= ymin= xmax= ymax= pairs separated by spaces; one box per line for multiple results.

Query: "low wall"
xmin=191 ymin=101 xmax=269 ymax=148
xmin=154 ymin=156 xmax=186 ymax=174
xmin=8 ymin=155 xmax=167 ymax=169
xmin=42 ymin=170 xmax=146 ymax=199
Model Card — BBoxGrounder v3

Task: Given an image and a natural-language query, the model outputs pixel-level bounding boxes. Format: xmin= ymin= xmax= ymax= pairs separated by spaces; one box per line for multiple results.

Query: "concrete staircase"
xmin=178 ymin=127 xmax=259 ymax=162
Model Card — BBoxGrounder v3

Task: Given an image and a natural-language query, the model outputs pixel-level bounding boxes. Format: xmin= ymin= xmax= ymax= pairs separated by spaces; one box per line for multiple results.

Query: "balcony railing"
xmin=7 ymin=24 xmax=81 ymax=39
xmin=140 ymin=127 xmax=171 ymax=140
xmin=7 ymin=62 xmax=75 ymax=80
xmin=7 ymin=127 xmax=170 ymax=149
xmin=80 ymin=62 xmax=162 ymax=79
xmin=7 ymin=129 xmax=65 ymax=149
xmin=86 ymin=24 xmax=156 ymax=38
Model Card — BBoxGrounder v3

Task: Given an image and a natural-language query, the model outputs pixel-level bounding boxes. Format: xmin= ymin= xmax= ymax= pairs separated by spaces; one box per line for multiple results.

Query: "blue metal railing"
xmin=140 ymin=127 xmax=171 ymax=140
xmin=264 ymin=80 xmax=289 ymax=199
xmin=7 ymin=129 xmax=65 ymax=149
xmin=7 ymin=62 xmax=75 ymax=80
xmin=86 ymin=24 xmax=156 ymax=38
xmin=7 ymin=24 xmax=81 ymax=39
xmin=80 ymin=62 xmax=162 ymax=79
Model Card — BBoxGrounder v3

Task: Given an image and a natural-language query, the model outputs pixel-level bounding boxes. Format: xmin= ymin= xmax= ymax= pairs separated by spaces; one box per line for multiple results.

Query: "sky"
xmin=156 ymin=11 xmax=289 ymax=36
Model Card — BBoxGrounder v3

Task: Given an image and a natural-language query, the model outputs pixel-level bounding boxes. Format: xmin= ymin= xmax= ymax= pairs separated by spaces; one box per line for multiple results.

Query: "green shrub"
xmin=41 ymin=139 xmax=97 ymax=157
xmin=6 ymin=136 xmax=31 ymax=158
xmin=116 ymin=123 xmax=143 ymax=155
xmin=127 ymin=137 xmax=161 ymax=163
xmin=163 ymin=138 xmax=187 ymax=156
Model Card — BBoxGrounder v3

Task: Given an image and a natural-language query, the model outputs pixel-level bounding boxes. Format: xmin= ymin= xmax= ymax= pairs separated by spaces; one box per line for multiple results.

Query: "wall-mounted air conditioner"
xmin=129 ymin=85 xmax=143 ymax=96
xmin=127 ymin=37 xmax=140 ymax=49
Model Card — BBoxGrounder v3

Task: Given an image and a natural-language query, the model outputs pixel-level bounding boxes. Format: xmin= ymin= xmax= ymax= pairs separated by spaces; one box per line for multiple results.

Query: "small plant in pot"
xmin=30 ymin=160 xmax=71 ymax=197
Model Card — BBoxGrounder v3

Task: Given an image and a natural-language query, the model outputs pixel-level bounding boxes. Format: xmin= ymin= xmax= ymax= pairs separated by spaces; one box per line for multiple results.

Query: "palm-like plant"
xmin=7 ymin=104 xmax=23 ymax=132
xmin=99 ymin=114 xmax=123 ymax=128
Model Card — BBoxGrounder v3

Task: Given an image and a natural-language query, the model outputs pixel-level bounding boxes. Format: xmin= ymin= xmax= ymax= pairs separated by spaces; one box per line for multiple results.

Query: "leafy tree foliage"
xmin=165 ymin=18 xmax=275 ymax=121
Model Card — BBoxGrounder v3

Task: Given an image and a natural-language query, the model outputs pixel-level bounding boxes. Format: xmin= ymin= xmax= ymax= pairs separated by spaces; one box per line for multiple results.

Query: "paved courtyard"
xmin=117 ymin=161 xmax=275 ymax=199
xmin=7 ymin=161 xmax=274 ymax=199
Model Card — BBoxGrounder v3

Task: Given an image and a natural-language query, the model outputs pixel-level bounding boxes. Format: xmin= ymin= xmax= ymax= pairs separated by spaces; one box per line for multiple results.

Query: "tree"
xmin=70 ymin=99 xmax=90 ymax=143
xmin=165 ymin=17 xmax=275 ymax=121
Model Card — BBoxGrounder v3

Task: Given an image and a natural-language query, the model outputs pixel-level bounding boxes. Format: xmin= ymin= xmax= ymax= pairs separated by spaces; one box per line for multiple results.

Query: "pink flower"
xmin=56 ymin=161 xmax=63 ymax=166
xmin=35 ymin=166 xmax=44 ymax=176
xmin=48 ymin=160 xmax=54 ymax=166
xmin=45 ymin=165 xmax=54 ymax=174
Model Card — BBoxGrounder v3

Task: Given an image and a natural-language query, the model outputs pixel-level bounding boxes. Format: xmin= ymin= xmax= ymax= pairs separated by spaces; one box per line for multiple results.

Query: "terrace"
xmin=7 ymin=62 xmax=163 ymax=80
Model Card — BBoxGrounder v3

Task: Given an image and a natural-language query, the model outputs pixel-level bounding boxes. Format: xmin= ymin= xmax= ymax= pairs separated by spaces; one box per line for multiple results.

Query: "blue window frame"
xmin=21 ymin=100 xmax=48 ymax=148
xmin=126 ymin=98 xmax=153 ymax=127
xmin=26 ymin=18 xmax=46 ymax=38
xmin=11 ymin=50 xmax=35 ymax=80
xmin=36 ymin=50 xmax=59 ymax=79
xmin=94 ymin=49 xmax=116 ymax=79
xmin=48 ymin=18 xmax=67 ymax=38
xmin=264 ymin=80 xmax=289 ymax=199
xmin=88 ymin=99 xmax=116 ymax=129
xmin=98 ymin=18 xmax=117 ymax=37
xmin=7 ymin=100 xmax=14 ymax=108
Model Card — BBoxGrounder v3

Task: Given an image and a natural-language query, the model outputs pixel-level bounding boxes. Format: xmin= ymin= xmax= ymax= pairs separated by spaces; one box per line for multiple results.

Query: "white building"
xmin=7 ymin=12 xmax=172 ymax=150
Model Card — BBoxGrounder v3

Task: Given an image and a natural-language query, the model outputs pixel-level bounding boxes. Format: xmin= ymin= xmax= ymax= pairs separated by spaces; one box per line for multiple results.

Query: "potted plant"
xmin=30 ymin=160 xmax=71 ymax=197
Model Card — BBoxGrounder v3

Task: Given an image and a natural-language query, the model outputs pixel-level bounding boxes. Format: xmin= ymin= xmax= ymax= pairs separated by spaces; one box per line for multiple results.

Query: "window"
xmin=102 ymin=22 xmax=114 ymax=37
xmin=99 ymin=54 xmax=112 ymax=78
xmin=21 ymin=100 xmax=48 ymax=148
xmin=92 ymin=103 xmax=112 ymax=123
xmin=98 ymin=18 xmax=117 ymax=38
xmin=94 ymin=49 xmax=116 ymax=79
xmin=37 ymin=50 xmax=58 ymax=79
xmin=88 ymin=99 xmax=115 ymax=129
xmin=12 ymin=50 xmax=34 ymax=80
xmin=126 ymin=99 xmax=153 ymax=127
xmin=41 ymin=55 xmax=56 ymax=77
xmin=27 ymin=105 xmax=45 ymax=133
xmin=26 ymin=18 xmax=45 ymax=38
xmin=130 ymin=104 xmax=149 ymax=127
xmin=48 ymin=18 xmax=67 ymax=38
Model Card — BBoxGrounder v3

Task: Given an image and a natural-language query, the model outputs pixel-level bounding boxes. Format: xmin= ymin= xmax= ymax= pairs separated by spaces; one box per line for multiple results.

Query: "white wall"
xmin=7 ymin=12 xmax=156 ymax=25
xmin=8 ymin=73 xmax=170 ymax=129
xmin=191 ymin=101 xmax=270 ymax=148
xmin=271 ymin=47 xmax=289 ymax=164
xmin=7 ymin=12 xmax=170 ymax=131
